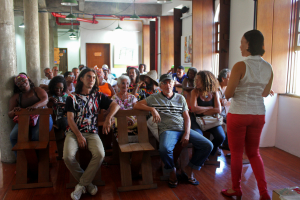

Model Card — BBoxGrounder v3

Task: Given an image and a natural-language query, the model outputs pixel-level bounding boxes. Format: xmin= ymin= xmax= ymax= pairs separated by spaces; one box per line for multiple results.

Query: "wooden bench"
xmin=115 ymin=109 xmax=157 ymax=192
xmin=12 ymin=108 xmax=53 ymax=190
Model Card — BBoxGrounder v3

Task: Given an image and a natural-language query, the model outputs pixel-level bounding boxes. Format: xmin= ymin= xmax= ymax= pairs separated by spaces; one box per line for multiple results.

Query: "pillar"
xmin=49 ymin=16 xmax=54 ymax=69
xmin=0 ymin=0 xmax=18 ymax=163
xmin=39 ymin=11 xmax=49 ymax=77
xmin=24 ymin=0 xmax=40 ymax=85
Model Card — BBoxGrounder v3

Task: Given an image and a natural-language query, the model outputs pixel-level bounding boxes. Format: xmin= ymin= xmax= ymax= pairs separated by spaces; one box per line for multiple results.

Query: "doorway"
xmin=59 ymin=48 xmax=68 ymax=74
xmin=86 ymin=43 xmax=110 ymax=69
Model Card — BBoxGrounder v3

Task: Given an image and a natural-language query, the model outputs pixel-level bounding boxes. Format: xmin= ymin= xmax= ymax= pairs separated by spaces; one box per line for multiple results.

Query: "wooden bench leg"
xmin=131 ymin=152 xmax=143 ymax=178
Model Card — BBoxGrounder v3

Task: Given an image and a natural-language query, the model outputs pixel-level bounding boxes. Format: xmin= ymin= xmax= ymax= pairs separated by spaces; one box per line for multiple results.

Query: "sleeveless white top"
xmin=228 ymin=55 xmax=272 ymax=115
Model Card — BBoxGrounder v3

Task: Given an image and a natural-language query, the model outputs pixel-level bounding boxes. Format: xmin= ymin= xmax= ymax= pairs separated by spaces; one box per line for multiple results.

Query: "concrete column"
xmin=49 ymin=17 xmax=54 ymax=69
xmin=39 ymin=11 xmax=49 ymax=77
xmin=24 ymin=0 xmax=40 ymax=85
xmin=0 ymin=0 xmax=18 ymax=163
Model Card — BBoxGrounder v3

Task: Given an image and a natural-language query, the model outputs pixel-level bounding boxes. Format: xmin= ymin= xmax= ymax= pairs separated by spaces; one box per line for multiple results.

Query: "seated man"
xmin=64 ymin=68 xmax=120 ymax=200
xmin=132 ymin=70 xmax=161 ymax=101
xmin=172 ymin=65 xmax=187 ymax=93
xmin=134 ymin=74 xmax=213 ymax=188
xmin=40 ymin=68 xmax=53 ymax=92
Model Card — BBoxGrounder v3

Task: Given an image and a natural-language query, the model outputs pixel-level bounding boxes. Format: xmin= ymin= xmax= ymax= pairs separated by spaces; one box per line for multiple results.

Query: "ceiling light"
xmin=69 ymin=33 xmax=77 ymax=39
xmin=115 ymin=21 xmax=123 ymax=31
xmin=65 ymin=6 xmax=77 ymax=20
xmin=130 ymin=0 xmax=140 ymax=19
xmin=68 ymin=28 xmax=76 ymax=33
xmin=157 ymin=0 xmax=172 ymax=3
xmin=61 ymin=0 xmax=78 ymax=6
xmin=19 ymin=23 xmax=25 ymax=28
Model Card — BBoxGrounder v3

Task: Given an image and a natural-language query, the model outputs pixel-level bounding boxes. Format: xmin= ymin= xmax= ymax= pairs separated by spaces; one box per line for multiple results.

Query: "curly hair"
xmin=75 ymin=68 xmax=99 ymax=94
xmin=13 ymin=73 xmax=35 ymax=94
xmin=195 ymin=71 xmax=219 ymax=96
xmin=48 ymin=76 xmax=68 ymax=96
xmin=244 ymin=30 xmax=265 ymax=56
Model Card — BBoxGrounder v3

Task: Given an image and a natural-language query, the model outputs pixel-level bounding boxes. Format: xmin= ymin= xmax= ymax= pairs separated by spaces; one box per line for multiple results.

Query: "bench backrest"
xmin=15 ymin=109 xmax=53 ymax=143
xmin=114 ymin=110 xmax=150 ymax=145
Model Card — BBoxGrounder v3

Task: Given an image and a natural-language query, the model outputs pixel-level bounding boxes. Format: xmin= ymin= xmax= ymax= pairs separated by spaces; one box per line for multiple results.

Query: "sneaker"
xmin=71 ymin=184 xmax=86 ymax=200
xmin=86 ymin=183 xmax=98 ymax=195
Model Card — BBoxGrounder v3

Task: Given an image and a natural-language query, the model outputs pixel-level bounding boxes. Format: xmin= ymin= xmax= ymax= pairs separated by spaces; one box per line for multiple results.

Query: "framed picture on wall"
xmin=181 ymin=35 xmax=192 ymax=67
xmin=114 ymin=44 xmax=139 ymax=69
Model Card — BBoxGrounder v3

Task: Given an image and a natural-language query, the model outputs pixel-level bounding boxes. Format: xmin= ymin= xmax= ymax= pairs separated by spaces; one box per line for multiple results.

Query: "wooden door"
xmin=86 ymin=43 xmax=110 ymax=69
xmin=59 ymin=48 xmax=68 ymax=74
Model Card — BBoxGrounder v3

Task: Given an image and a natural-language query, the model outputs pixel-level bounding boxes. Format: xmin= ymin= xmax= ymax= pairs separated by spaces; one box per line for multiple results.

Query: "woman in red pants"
xmin=221 ymin=30 xmax=273 ymax=200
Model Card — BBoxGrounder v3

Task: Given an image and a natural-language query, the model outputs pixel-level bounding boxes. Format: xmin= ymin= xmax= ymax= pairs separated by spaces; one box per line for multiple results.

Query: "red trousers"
xmin=227 ymin=113 xmax=268 ymax=196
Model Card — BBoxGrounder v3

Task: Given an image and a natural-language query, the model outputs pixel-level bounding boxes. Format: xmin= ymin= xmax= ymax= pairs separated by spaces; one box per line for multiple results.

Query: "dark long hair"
xmin=75 ymin=68 xmax=99 ymax=94
xmin=48 ymin=76 xmax=68 ymax=96
xmin=13 ymin=73 xmax=35 ymax=94
xmin=244 ymin=30 xmax=265 ymax=56
xmin=127 ymin=67 xmax=140 ymax=84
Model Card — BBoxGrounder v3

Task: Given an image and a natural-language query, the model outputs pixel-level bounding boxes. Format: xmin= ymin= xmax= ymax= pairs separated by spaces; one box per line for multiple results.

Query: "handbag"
xmin=195 ymin=114 xmax=223 ymax=131
xmin=13 ymin=114 xmax=39 ymax=127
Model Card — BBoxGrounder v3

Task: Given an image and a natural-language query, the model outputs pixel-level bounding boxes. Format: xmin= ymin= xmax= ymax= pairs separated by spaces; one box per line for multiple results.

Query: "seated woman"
xmin=94 ymin=66 xmax=115 ymax=97
xmin=48 ymin=76 xmax=69 ymax=131
xmin=8 ymin=73 xmax=53 ymax=156
xmin=63 ymin=71 xmax=75 ymax=94
xmin=111 ymin=75 xmax=138 ymax=142
xmin=182 ymin=67 xmax=197 ymax=108
xmin=190 ymin=71 xmax=225 ymax=158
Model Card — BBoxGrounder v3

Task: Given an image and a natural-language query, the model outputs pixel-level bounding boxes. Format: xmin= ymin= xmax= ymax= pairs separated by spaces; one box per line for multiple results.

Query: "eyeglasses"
xmin=16 ymin=78 xmax=27 ymax=86
xmin=68 ymin=75 xmax=75 ymax=78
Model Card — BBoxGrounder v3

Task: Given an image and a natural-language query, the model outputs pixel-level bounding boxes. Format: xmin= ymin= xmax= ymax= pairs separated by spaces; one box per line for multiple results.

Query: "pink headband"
xmin=14 ymin=74 xmax=28 ymax=83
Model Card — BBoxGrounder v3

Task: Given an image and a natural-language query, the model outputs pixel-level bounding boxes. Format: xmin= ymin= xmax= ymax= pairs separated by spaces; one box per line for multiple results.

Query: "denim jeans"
xmin=190 ymin=114 xmax=225 ymax=155
xmin=159 ymin=129 xmax=213 ymax=172
xmin=10 ymin=115 xmax=53 ymax=157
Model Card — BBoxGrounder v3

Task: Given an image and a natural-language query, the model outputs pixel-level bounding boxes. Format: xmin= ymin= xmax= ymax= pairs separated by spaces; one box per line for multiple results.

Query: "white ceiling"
xmin=85 ymin=0 xmax=172 ymax=4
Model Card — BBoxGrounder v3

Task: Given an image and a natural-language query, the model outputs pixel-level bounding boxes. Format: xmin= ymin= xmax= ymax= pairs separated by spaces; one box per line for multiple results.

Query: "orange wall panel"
xmin=160 ymin=16 xmax=174 ymax=74
xmin=143 ymin=25 xmax=150 ymax=72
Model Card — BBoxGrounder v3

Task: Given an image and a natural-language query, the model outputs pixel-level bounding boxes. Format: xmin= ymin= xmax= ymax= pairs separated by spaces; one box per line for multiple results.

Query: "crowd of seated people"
xmin=9 ymin=29 xmax=273 ymax=200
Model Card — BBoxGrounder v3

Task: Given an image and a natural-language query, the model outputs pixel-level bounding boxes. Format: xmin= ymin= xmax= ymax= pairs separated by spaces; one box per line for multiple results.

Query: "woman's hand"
xmin=151 ymin=108 xmax=161 ymax=123
xmin=13 ymin=107 xmax=22 ymax=113
xmin=77 ymin=134 xmax=87 ymax=149
xmin=103 ymin=117 xmax=112 ymax=135
xmin=137 ymin=81 xmax=145 ymax=88
xmin=26 ymin=106 xmax=37 ymax=111
xmin=49 ymin=97 xmax=58 ymax=104
xmin=180 ymin=132 xmax=190 ymax=147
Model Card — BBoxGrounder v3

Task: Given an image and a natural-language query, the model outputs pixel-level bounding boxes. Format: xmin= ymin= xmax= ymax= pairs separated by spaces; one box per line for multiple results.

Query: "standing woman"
xmin=182 ymin=67 xmax=197 ymax=107
xmin=222 ymin=30 xmax=273 ymax=200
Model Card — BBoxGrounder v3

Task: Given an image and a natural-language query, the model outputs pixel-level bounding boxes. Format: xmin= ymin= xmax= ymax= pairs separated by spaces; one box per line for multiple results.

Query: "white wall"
xmin=57 ymin=30 xmax=80 ymax=71
xmin=80 ymin=20 xmax=142 ymax=77
xmin=228 ymin=0 xmax=254 ymax=69
xmin=14 ymin=16 xmax=26 ymax=74
xmin=276 ymin=96 xmax=300 ymax=158
xmin=260 ymin=94 xmax=279 ymax=147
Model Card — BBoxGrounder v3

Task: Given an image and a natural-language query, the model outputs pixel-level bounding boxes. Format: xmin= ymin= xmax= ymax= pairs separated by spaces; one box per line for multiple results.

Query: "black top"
xmin=196 ymin=96 xmax=214 ymax=117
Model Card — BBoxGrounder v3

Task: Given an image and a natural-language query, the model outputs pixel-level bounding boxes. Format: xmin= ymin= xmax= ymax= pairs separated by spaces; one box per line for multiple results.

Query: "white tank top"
xmin=228 ymin=55 xmax=272 ymax=115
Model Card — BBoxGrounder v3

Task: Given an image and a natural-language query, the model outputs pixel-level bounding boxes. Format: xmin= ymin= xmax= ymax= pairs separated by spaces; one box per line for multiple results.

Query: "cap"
xmin=102 ymin=64 xmax=109 ymax=71
xmin=159 ymin=74 xmax=173 ymax=82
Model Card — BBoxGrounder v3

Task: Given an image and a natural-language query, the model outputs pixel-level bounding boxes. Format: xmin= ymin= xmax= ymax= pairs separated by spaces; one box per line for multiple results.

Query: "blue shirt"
xmin=172 ymin=73 xmax=187 ymax=92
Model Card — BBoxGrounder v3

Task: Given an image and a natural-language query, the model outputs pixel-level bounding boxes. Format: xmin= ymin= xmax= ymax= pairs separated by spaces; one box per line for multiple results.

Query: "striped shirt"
xmin=146 ymin=92 xmax=188 ymax=134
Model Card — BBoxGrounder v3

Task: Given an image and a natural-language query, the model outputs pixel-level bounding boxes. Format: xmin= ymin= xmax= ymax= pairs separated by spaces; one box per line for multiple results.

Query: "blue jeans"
xmin=10 ymin=115 xmax=53 ymax=157
xmin=159 ymin=130 xmax=213 ymax=172
xmin=190 ymin=114 xmax=225 ymax=155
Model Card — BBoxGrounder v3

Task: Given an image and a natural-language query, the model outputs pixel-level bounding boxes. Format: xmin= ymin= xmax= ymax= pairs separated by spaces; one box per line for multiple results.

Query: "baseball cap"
xmin=102 ymin=64 xmax=109 ymax=71
xmin=159 ymin=74 xmax=173 ymax=82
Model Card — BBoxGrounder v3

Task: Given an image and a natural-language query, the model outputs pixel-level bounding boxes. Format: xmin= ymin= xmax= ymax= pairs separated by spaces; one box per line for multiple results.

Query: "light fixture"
xmin=157 ymin=0 xmax=172 ymax=3
xmin=69 ymin=33 xmax=77 ymax=39
xmin=115 ymin=21 xmax=123 ymax=31
xmin=65 ymin=6 xmax=77 ymax=20
xmin=19 ymin=22 xmax=25 ymax=28
xmin=61 ymin=0 xmax=78 ymax=6
xmin=68 ymin=21 xmax=76 ymax=33
xmin=130 ymin=0 xmax=140 ymax=19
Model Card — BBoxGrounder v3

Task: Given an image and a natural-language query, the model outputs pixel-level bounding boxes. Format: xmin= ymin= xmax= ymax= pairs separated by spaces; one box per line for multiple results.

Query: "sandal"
xmin=168 ymin=179 xmax=178 ymax=188
xmin=181 ymin=171 xmax=199 ymax=185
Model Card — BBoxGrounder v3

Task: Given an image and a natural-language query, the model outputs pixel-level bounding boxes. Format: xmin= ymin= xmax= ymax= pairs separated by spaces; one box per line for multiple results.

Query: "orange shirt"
xmin=98 ymin=83 xmax=112 ymax=97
